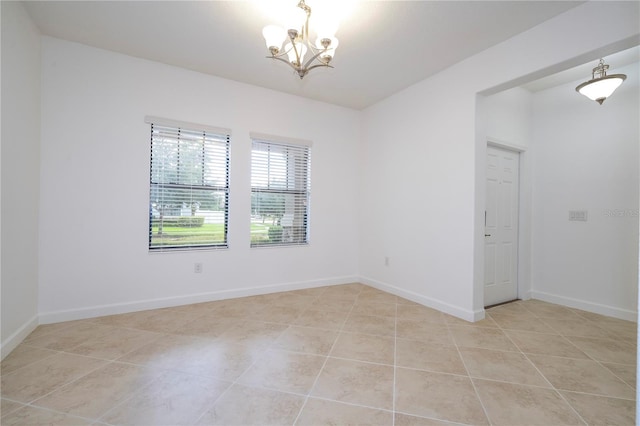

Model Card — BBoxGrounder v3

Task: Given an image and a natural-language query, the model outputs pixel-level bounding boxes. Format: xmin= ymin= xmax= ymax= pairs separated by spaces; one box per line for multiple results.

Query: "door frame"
xmin=477 ymin=139 xmax=531 ymax=312
xmin=484 ymin=143 xmax=522 ymax=307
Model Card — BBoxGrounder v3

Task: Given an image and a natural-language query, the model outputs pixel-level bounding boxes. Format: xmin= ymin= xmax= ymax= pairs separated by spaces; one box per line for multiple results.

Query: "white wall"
xmin=483 ymin=88 xmax=532 ymax=148
xmin=530 ymin=62 xmax=639 ymax=320
xmin=38 ymin=37 xmax=361 ymax=322
xmin=360 ymin=80 xmax=478 ymax=319
xmin=360 ymin=1 xmax=639 ymax=320
xmin=1 ymin=1 xmax=42 ymax=357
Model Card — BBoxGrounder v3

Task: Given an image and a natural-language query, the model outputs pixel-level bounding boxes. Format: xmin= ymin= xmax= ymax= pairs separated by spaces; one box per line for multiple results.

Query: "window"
xmin=250 ymin=134 xmax=311 ymax=247
xmin=147 ymin=117 xmax=230 ymax=251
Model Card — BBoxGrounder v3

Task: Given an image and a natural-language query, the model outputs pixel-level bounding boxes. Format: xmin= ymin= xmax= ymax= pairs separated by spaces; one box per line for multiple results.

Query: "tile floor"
xmin=1 ymin=283 xmax=636 ymax=425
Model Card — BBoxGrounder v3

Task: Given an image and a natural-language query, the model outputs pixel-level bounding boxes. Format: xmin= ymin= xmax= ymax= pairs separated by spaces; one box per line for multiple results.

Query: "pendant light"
xmin=575 ymin=59 xmax=626 ymax=105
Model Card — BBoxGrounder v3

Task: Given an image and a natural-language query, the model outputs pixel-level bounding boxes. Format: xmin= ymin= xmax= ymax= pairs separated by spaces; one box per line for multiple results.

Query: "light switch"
xmin=569 ymin=210 xmax=588 ymax=221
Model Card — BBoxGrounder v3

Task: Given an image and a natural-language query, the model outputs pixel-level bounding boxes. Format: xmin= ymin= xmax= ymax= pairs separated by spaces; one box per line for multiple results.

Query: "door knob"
xmin=485 ymin=234 xmax=491 ymax=237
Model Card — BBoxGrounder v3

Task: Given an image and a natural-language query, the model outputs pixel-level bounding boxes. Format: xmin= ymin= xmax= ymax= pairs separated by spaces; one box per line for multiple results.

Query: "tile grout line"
xmin=487 ymin=310 xmax=558 ymax=389
xmin=2 ymin=402 xmax=101 ymax=424
xmin=20 ymin=358 xmax=117 ymax=424
xmin=3 ymin=325 xmax=185 ymax=424
xmin=0 ymin=345 xmax=62 ymax=378
xmin=95 ymin=368 xmax=181 ymax=425
xmin=184 ymin=370 xmax=240 ymax=425
xmin=494 ymin=305 xmax=637 ymax=406
xmin=13 ymin=353 xmax=112 ymax=400
xmin=392 ymin=300 xmax=398 ymax=426
xmin=598 ymin=366 xmax=638 ymax=391
xmin=190 ymin=293 xmax=311 ymax=425
xmin=496 ymin=311 xmax=590 ymax=426
xmin=510 ymin=306 xmax=637 ymax=394
xmin=292 ymin=286 xmax=363 ymax=425
xmin=558 ymin=331 xmax=638 ymax=395
xmin=554 ymin=336 xmax=637 ymax=412
xmin=446 ymin=318 xmax=494 ymax=426
xmin=98 ymin=287 xmax=349 ymax=425
xmin=98 ymin=300 xmax=284 ymax=424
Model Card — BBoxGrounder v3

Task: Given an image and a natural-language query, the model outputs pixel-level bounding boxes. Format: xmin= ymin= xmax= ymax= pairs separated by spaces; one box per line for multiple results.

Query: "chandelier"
xmin=575 ymin=59 xmax=627 ymax=105
xmin=262 ymin=0 xmax=339 ymax=79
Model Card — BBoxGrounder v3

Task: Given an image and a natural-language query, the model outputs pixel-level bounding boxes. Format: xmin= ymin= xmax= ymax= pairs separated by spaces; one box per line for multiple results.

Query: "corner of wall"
xmin=1 ymin=0 xmax=42 ymax=359
xmin=1 ymin=315 xmax=38 ymax=360
xmin=360 ymin=276 xmax=484 ymax=322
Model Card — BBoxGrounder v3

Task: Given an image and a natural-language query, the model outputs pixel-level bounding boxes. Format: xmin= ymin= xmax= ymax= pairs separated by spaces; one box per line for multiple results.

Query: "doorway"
xmin=484 ymin=145 xmax=520 ymax=307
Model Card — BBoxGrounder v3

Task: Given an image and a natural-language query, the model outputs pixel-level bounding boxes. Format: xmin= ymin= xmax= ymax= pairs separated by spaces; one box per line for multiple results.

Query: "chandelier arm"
xmin=305 ymin=63 xmax=334 ymax=73
xmin=291 ymin=42 xmax=303 ymax=67
xmin=268 ymin=44 xmax=299 ymax=66
xmin=301 ymin=48 xmax=332 ymax=69
xmin=267 ymin=55 xmax=302 ymax=72
xmin=267 ymin=42 xmax=310 ymax=72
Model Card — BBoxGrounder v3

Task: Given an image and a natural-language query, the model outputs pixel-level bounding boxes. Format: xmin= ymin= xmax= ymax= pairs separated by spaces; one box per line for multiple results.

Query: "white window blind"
xmin=148 ymin=121 xmax=230 ymax=251
xmin=251 ymin=137 xmax=311 ymax=247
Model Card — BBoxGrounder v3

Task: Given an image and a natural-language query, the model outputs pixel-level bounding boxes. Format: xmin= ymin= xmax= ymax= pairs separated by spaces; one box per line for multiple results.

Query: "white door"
xmin=484 ymin=146 xmax=519 ymax=307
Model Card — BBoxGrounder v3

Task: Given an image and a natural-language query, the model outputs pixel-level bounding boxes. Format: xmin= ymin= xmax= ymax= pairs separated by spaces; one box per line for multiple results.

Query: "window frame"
xmin=250 ymin=133 xmax=312 ymax=248
xmin=146 ymin=116 xmax=231 ymax=252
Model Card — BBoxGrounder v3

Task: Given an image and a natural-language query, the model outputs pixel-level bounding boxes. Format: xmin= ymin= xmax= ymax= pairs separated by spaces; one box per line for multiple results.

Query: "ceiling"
xmin=24 ymin=1 xmax=590 ymax=110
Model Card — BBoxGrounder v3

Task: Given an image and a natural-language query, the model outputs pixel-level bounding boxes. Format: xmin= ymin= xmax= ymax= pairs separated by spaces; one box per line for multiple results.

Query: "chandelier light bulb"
xmin=315 ymin=36 xmax=338 ymax=51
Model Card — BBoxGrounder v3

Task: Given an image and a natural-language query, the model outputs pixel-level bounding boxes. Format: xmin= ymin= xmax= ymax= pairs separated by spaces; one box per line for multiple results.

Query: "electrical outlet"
xmin=194 ymin=263 xmax=203 ymax=273
xmin=384 ymin=257 xmax=390 ymax=267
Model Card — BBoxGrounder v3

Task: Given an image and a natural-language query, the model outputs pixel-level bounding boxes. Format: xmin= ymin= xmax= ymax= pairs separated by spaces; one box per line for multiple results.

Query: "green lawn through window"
xmin=149 ymin=223 xmax=272 ymax=247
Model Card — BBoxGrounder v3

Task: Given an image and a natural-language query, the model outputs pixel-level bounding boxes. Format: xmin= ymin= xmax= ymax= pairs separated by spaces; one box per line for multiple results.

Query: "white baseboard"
xmin=38 ymin=275 xmax=359 ymax=324
xmin=360 ymin=276 xmax=484 ymax=322
xmin=22 ymin=278 xmax=640 ymax=344
xmin=530 ymin=290 xmax=638 ymax=322
xmin=35 ymin=274 xmax=488 ymax=327
xmin=1 ymin=314 xmax=39 ymax=360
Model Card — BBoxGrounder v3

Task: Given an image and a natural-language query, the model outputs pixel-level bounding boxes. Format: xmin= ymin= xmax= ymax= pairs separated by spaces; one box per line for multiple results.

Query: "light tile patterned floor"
xmin=1 ymin=283 xmax=636 ymax=425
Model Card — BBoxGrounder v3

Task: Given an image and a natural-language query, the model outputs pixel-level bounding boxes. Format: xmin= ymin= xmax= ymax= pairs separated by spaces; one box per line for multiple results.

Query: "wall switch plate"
xmin=569 ymin=210 xmax=588 ymax=221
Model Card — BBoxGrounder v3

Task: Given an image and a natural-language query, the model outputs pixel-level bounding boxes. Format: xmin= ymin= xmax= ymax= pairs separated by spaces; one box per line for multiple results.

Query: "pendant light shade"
xmin=576 ymin=59 xmax=626 ymax=105
xmin=263 ymin=25 xmax=286 ymax=54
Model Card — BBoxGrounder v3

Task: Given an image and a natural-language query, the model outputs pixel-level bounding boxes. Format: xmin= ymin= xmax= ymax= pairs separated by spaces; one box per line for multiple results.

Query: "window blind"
xmin=149 ymin=122 xmax=230 ymax=251
xmin=250 ymin=137 xmax=311 ymax=247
